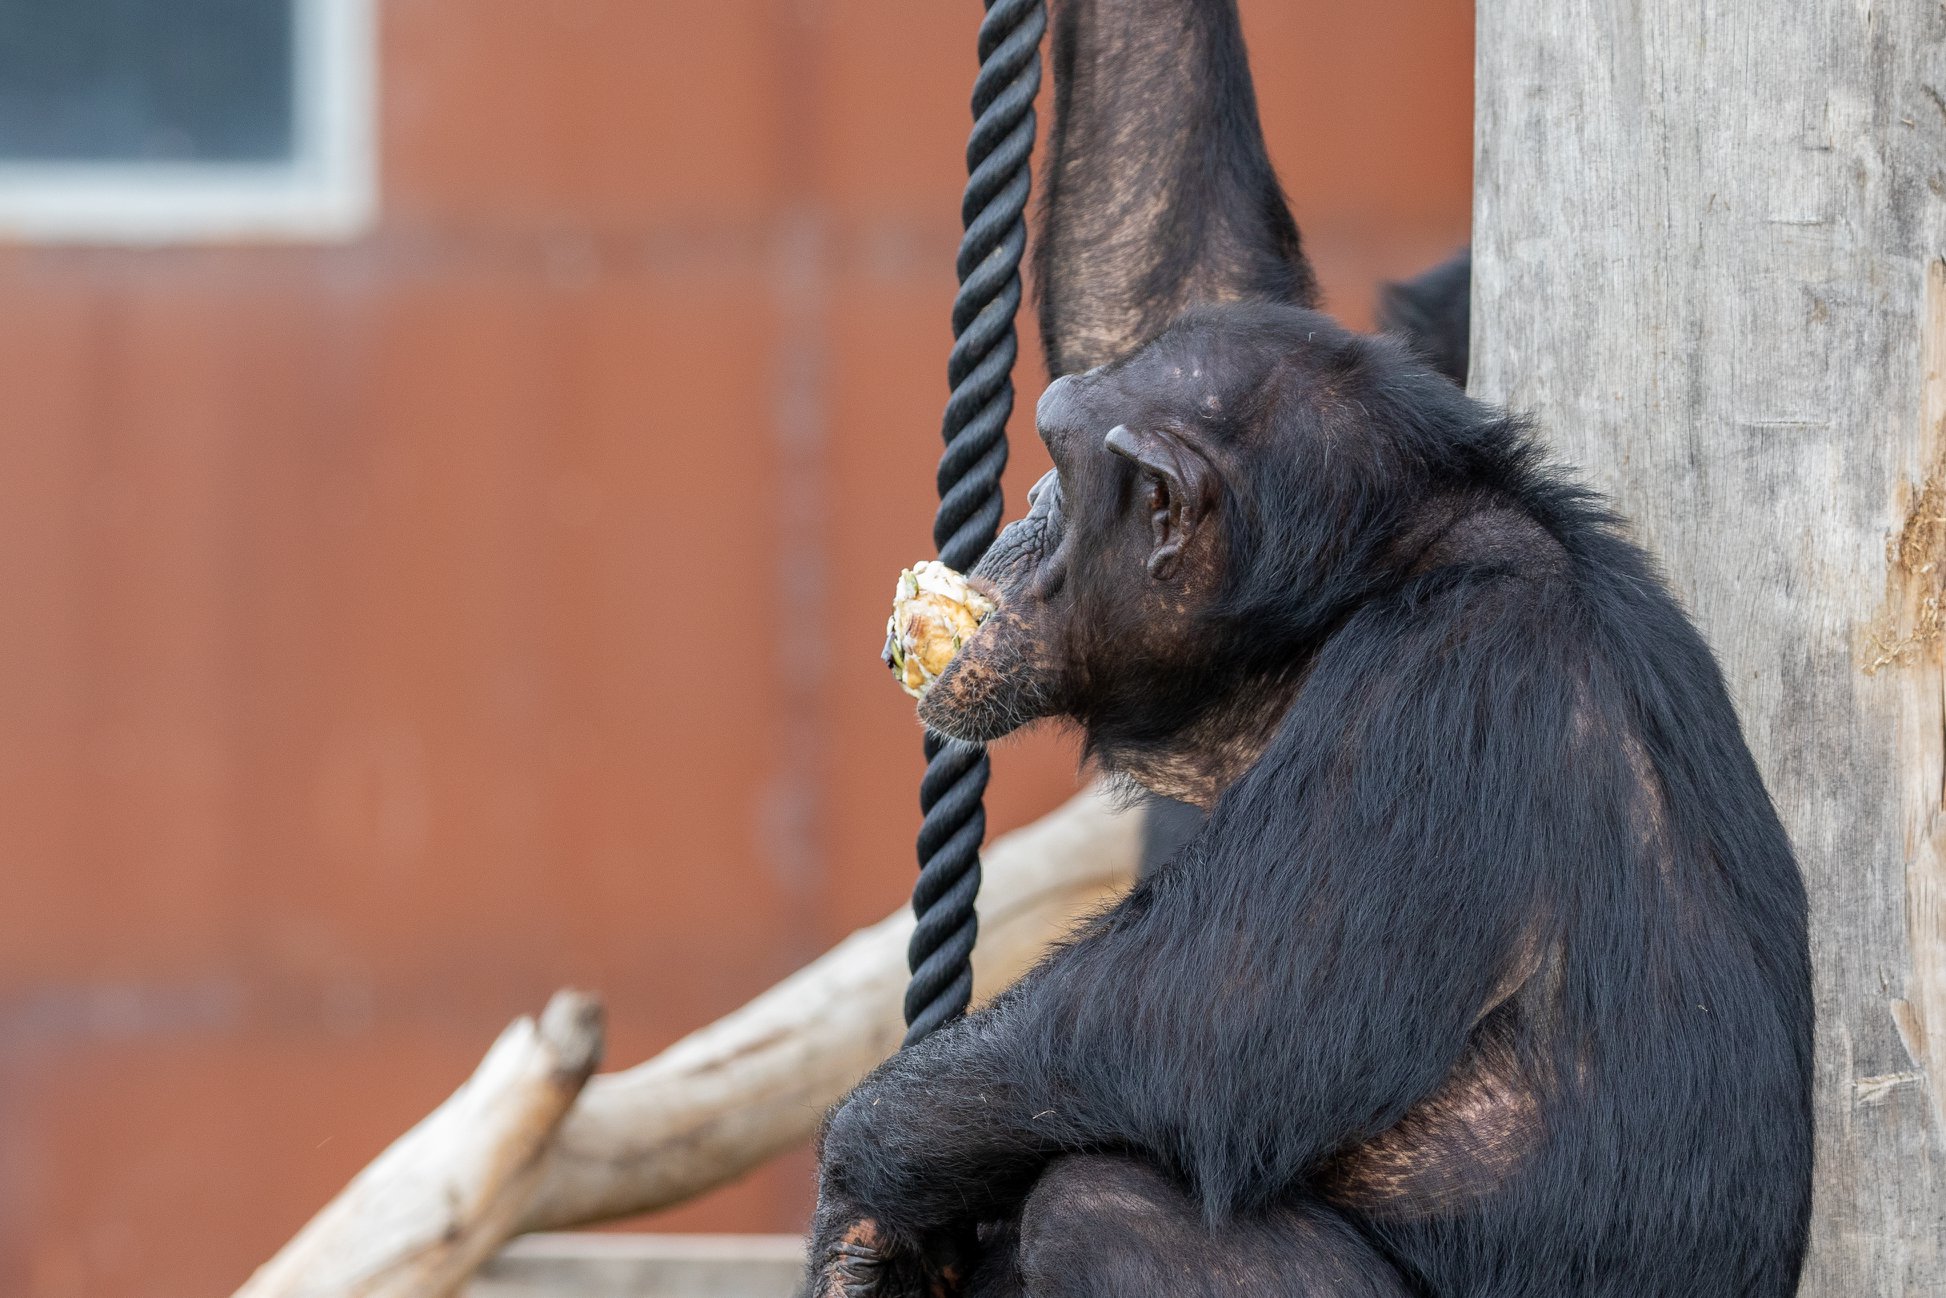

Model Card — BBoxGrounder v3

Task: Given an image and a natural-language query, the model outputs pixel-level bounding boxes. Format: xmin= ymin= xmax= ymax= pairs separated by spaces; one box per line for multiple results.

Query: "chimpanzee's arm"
xmin=818 ymin=576 xmax=1568 ymax=1239
xmin=1025 ymin=573 xmax=1574 ymax=1216
xmin=1037 ymin=0 xmax=1316 ymax=376
xmin=808 ymin=968 xmax=1088 ymax=1257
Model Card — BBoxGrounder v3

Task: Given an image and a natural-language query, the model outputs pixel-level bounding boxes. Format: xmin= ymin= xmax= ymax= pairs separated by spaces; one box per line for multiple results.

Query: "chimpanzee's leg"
xmin=967 ymin=1156 xmax=1411 ymax=1298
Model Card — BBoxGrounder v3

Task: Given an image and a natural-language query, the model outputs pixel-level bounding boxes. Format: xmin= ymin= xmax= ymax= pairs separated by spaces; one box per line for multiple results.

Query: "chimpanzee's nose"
xmin=1027 ymin=468 xmax=1060 ymax=512
xmin=1036 ymin=374 xmax=1077 ymax=430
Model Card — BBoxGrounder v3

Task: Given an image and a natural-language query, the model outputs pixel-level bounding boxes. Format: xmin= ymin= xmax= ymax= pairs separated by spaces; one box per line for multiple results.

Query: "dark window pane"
xmin=0 ymin=0 xmax=294 ymax=163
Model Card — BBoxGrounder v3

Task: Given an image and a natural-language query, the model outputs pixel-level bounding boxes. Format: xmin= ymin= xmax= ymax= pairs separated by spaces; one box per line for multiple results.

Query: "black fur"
xmin=1032 ymin=0 xmax=1474 ymax=390
xmin=1377 ymin=247 xmax=1473 ymax=387
xmin=807 ymin=4 xmax=1809 ymax=1294
xmin=811 ymin=307 xmax=1812 ymax=1297
xmin=1033 ymin=0 xmax=1316 ymax=378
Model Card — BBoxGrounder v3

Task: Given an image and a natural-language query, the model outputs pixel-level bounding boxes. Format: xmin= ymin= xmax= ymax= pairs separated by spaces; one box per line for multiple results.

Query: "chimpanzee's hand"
xmin=805 ymin=1197 xmax=970 ymax=1298
xmin=808 ymin=1218 xmax=889 ymax=1298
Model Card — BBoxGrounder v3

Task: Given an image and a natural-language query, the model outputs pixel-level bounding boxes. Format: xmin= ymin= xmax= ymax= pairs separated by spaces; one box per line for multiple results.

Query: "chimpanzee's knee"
xmin=811 ymin=1092 xmax=926 ymax=1237
xmin=1010 ymin=1155 xmax=1410 ymax=1298
xmin=1013 ymin=1156 xmax=1186 ymax=1296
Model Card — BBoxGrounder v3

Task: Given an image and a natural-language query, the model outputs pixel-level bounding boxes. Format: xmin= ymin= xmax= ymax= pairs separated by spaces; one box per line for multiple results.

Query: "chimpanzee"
xmin=806 ymin=2 xmax=1814 ymax=1295
xmin=1377 ymin=248 xmax=1472 ymax=388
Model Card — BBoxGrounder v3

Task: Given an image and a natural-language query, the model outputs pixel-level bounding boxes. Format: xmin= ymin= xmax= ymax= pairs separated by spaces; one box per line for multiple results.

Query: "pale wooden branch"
xmin=235 ymin=991 xmax=604 ymax=1298
xmin=232 ymin=784 xmax=1142 ymax=1298
xmin=518 ymin=781 xmax=1141 ymax=1231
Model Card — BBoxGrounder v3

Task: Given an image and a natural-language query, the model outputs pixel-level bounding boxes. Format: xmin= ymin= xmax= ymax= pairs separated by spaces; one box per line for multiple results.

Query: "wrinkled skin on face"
xmin=917 ymin=329 xmax=1244 ymax=760
xmin=916 ymin=304 xmax=1416 ymax=807
xmin=911 ymin=466 xmax=1074 ymax=743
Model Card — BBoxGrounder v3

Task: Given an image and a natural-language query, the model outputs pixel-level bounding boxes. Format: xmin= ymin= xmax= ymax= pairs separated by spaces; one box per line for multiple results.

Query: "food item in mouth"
xmin=884 ymin=561 xmax=997 ymax=700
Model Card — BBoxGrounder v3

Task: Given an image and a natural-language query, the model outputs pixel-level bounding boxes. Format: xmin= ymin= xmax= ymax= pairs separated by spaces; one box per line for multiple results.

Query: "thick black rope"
xmin=905 ymin=0 xmax=1044 ymax=1046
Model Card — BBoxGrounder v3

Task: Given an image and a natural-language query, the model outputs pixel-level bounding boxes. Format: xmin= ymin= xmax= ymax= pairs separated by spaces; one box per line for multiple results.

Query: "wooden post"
xmin=1474 ymin=2 xmax=1946 ymax=1290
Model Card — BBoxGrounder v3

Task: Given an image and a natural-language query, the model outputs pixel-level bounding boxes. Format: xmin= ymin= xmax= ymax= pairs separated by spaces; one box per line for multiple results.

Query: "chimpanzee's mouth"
xmin=943 ymin=572 xmax=1010 ymax=669
xmin=971 ymin=470 xmax=1065 ymax=599
xmin=963 ymin=572 xmax=1003 ymax=605
xmin=884 ymin=561 xmax=1002 ymax=700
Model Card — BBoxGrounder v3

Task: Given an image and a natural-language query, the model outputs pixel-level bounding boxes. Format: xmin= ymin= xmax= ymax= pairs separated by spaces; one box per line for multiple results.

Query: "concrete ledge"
xmin=468 ymin=1234 xmax=804 ymax=1298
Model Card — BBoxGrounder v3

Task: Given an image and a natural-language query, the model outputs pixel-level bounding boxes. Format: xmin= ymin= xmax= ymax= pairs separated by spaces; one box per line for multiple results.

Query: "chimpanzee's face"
xmin=918 ymin=330 xmax=1247 ymax=745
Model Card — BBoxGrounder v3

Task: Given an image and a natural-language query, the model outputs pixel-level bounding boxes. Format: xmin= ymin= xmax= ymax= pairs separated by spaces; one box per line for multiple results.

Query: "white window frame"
xmin=0 ymin=0 xmax=376 ymax=244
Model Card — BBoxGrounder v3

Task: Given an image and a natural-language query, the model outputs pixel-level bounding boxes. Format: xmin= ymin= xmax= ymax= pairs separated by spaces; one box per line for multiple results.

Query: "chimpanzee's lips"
xmin=964 ymin=469 xmax=1064 ymax=610
xmin=974 ymin=512 xmax=1060 ymax=595
xmin=964 ymin=572 xmax=1003 ymax=605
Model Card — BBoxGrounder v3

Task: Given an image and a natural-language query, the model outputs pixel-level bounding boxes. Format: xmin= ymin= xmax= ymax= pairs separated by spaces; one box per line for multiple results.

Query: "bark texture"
xmin=1474 ymin=4 xmax=1946 ymax=1289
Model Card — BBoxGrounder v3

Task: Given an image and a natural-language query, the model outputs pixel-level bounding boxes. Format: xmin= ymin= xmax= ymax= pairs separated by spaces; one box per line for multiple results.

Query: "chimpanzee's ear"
xmin=1036 ymin=0 xmax=1317 ymax=378
xmin=1105 ymin=425 xmax=1214 ymax=581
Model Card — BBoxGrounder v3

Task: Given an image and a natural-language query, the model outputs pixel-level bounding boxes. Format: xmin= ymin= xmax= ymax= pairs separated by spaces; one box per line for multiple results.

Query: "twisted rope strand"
xmin=905 ymin=0 xmax=1043 ymax=1046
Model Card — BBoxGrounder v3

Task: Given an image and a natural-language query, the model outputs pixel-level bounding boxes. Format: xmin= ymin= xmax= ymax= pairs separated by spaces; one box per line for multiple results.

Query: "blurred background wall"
xmin=0 ymin=2 xmax=1470 ymax=1294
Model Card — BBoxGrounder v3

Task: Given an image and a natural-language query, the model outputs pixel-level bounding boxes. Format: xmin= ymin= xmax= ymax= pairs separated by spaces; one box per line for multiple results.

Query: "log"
xmin=467 ymin=1233 xmax=804 ymax=1298
xmin=233 ymin=785 xmax=1142 ymax=1298
xmin=235 ymin=992 xmax=604 ymax=1298
xmin=518 ymin=780 xmax=1140 ymax=1231
xmin=1473 ymin=3 xmax=1946 ymax=1290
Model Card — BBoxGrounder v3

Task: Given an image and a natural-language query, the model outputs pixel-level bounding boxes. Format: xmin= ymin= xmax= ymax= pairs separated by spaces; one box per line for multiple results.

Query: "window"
xmin=0 ymin=0 xmax=375 ymax=243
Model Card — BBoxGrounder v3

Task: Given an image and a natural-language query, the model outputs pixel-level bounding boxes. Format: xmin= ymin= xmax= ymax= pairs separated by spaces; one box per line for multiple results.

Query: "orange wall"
xmin=0 ymin=3 xmax=1471 ymax=1295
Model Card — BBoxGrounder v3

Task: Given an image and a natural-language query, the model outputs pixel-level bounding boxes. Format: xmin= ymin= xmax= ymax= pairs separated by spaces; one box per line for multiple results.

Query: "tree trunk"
xmin=1474 ymin=3 xmax=1946 ymax=1291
